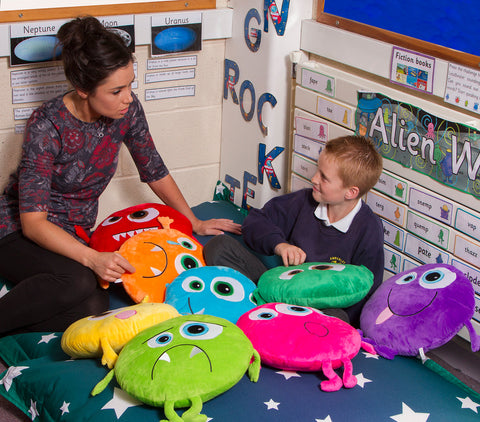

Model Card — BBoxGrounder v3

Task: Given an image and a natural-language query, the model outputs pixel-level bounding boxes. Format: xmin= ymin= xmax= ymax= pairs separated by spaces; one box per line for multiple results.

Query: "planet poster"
xmin=10 ymin=16 xmax=134 ymax=66
xmin=9 ymin=20 xmax=67 ymax=66
xmin=151 ymin=12 xmax=202 ymax=56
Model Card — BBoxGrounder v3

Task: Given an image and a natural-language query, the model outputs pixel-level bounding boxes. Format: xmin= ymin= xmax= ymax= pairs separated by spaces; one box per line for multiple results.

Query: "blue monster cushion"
xmin=165 ymin=266 xmax=257 ymax=323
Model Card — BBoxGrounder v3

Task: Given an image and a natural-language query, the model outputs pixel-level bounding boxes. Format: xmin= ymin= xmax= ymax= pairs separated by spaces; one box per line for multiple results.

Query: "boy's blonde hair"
xmin=324 ymin=135 xmax=383 ymax=197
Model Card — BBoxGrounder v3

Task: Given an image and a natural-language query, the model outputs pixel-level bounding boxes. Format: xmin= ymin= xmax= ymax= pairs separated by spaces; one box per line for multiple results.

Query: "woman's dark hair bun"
xmin=57 ymin=16 xmax=133 ymax=93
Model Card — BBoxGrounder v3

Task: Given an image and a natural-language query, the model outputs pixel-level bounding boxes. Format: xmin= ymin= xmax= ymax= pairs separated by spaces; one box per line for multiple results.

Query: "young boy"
xmin=204 ymin=135 xmax=384 ymax=326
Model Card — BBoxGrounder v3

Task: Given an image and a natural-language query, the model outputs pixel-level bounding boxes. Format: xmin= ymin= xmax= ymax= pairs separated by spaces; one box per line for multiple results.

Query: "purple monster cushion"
xmin=360 ymin=263 xmax=480 ymax=359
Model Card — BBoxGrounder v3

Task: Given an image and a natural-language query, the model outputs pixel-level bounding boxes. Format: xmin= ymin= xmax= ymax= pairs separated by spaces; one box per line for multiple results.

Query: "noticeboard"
xmin=317 ymin=0 xmax=480 ymax=69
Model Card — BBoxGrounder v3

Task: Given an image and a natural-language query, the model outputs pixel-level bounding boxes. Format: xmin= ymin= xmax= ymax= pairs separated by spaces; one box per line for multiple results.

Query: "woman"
xmin=0 ymin=16 xmax=240 ymax=334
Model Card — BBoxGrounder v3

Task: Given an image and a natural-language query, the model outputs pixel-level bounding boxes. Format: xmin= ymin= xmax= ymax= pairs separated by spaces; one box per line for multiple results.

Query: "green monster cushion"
xmin=92 ymin=314 xmax=261 ymax=422
xmin=253 ymin=263 xmax=373 ymax=308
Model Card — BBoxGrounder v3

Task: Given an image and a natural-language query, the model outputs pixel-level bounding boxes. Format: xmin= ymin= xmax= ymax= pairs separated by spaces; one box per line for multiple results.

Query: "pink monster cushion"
xmin=237 ymin=303 xmax=376 ymax=392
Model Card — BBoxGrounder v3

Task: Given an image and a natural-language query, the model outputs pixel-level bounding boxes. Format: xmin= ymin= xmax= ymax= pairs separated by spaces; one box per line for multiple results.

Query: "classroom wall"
xmin=0 ymin=2 xmax=232 ymax=225
xmin=296 ymin=20 xmax=480 ymax=338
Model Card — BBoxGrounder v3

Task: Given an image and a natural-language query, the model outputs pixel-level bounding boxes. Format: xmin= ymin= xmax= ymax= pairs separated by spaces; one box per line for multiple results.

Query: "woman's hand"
xmin=192 ymin=218 xmax=242 ymax=236
xmin=20 ymin=211 xmax=136 ymax=283
xmin=147 ymin=176 xmax=242 ymax=237
xmin=274 ymin=242 xmax=307 ymax=267
xmin=86 ymin=251 xmax=136 ymax=283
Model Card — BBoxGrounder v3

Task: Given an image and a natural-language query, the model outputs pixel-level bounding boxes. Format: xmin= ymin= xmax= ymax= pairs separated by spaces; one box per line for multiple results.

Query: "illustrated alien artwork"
xmin=118 ymin=216 xmax=205 ymax=303
xmin=253 ymin=263 xmax=373 ymax=309
xmin=360 ymin=264 xmax=480 ymax=360
xmin=92 ymin=314 xmax=261 ymax=422
xmin=237 ymin=303 xmax=376 ymax=392
xmin=61 ymin=302 xmax=179 ymax=368
xmin=164 ymin=266 xmax=257 ymax=323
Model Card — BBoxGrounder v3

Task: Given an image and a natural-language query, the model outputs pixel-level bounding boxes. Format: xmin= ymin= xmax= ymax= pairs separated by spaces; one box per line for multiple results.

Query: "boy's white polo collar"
xmin=314 ymin=199 xmax=362 ymax=233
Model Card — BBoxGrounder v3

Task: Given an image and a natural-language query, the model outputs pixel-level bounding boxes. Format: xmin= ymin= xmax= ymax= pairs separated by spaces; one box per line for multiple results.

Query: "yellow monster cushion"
xmin=61 ymin=302 xmax=179 ymax=368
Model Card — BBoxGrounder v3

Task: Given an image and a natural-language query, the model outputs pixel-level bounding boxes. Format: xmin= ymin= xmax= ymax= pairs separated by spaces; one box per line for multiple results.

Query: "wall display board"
xmin=9 ymin=15 xmax=135 ymax=66
xmin=0 ymin=1 xmax=229 ymax=220
xmin=151 ymin=12 xmax=202 ymax=55
xmin=220 ymin=0 xmax=313 ymax=210
xmin=293 ymin=58 xmax=480 ymax=340
xmin=357 ymin=92 xmax=480 ymax=200
xmin=317 ymin=0 xmax=480 ymax=68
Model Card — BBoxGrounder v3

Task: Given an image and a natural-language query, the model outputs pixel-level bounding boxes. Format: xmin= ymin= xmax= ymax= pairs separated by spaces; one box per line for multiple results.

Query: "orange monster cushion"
xmin=118 ymin=217 xmax=205 ymax=303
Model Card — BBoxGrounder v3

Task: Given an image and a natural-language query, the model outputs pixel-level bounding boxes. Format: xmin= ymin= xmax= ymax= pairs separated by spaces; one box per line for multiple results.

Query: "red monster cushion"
xmin=75 ymin=204 xmax=193 ymax=289
xmin=89 ymin=203 xmax=193 ymax=252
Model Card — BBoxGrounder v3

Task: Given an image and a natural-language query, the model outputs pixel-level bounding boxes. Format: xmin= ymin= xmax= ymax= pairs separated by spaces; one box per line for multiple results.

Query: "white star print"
xmin=101 ymin=387 xmax=143 ymax=418
xmin=0 ymin=365 xmax=29 ymax=392
xmin=390 ymin=402 xmax=430 ymax=422
xmin=315 ymin=417 xmax=332 ymax=422
xmin=264 ymin=399 xmax=280 ymax=410
xmin=28 ymin=399 xmax=39 ymax=420
xmin=0 ymin=285 xmax=9 ymax=299
xmin=60 ymin=401 xmax=70 ymax=415
xmin=276 ymin=370 xmax=301 ymax=380
xmin=38 ymin=333 xmax=58 ymax=344
xmin=362 ymin=351 xmax=379 ymax=359
xmin=215 ymin=184 xmax=226 ymax=195
xmin=355 ymin=373 xmax=372 ymax=388
xmin=457 ymin=396 xmax=480 ymax=413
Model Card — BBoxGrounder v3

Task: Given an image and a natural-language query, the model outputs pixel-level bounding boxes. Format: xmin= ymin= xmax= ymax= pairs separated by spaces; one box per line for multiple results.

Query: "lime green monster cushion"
xmin=92 ymin=314 xmax=260 ymax=422
xmin=253 ymin=263 xmax=373 ymax=308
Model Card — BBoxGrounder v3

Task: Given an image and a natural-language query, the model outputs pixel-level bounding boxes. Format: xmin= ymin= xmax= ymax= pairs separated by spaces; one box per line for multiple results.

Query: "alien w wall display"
xmin=356 ymin=92 xmax=480 ymax=199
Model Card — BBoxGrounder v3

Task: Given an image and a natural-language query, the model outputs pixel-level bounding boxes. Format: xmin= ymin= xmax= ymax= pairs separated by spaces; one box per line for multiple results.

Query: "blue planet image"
xmin=14 ymin=36 xmax=62 ymax=62
xmin=154 ymin=26 xmax=197 ymax=53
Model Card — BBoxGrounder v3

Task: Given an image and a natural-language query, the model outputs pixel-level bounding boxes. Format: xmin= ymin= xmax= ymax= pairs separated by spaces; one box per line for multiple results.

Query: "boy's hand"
xmin=192 ymin=218 xmax=242 ymax=236
xmin=274 ymin=243 xmax=307 ymax=267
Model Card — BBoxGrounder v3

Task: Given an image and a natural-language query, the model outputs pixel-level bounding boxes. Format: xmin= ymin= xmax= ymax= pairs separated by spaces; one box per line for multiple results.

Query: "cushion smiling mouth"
xmin=375 ymin=289 xmax=438 ymax=324
xmin=142 ymin=242 xmax=167 ymax=278
xmin=112 ymin=226 xmax=159 ymax=242
xmin=143 ymin=266 xmax=165 ymax=278
xmin=187 ymin=298 xmax=205 ymax=315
